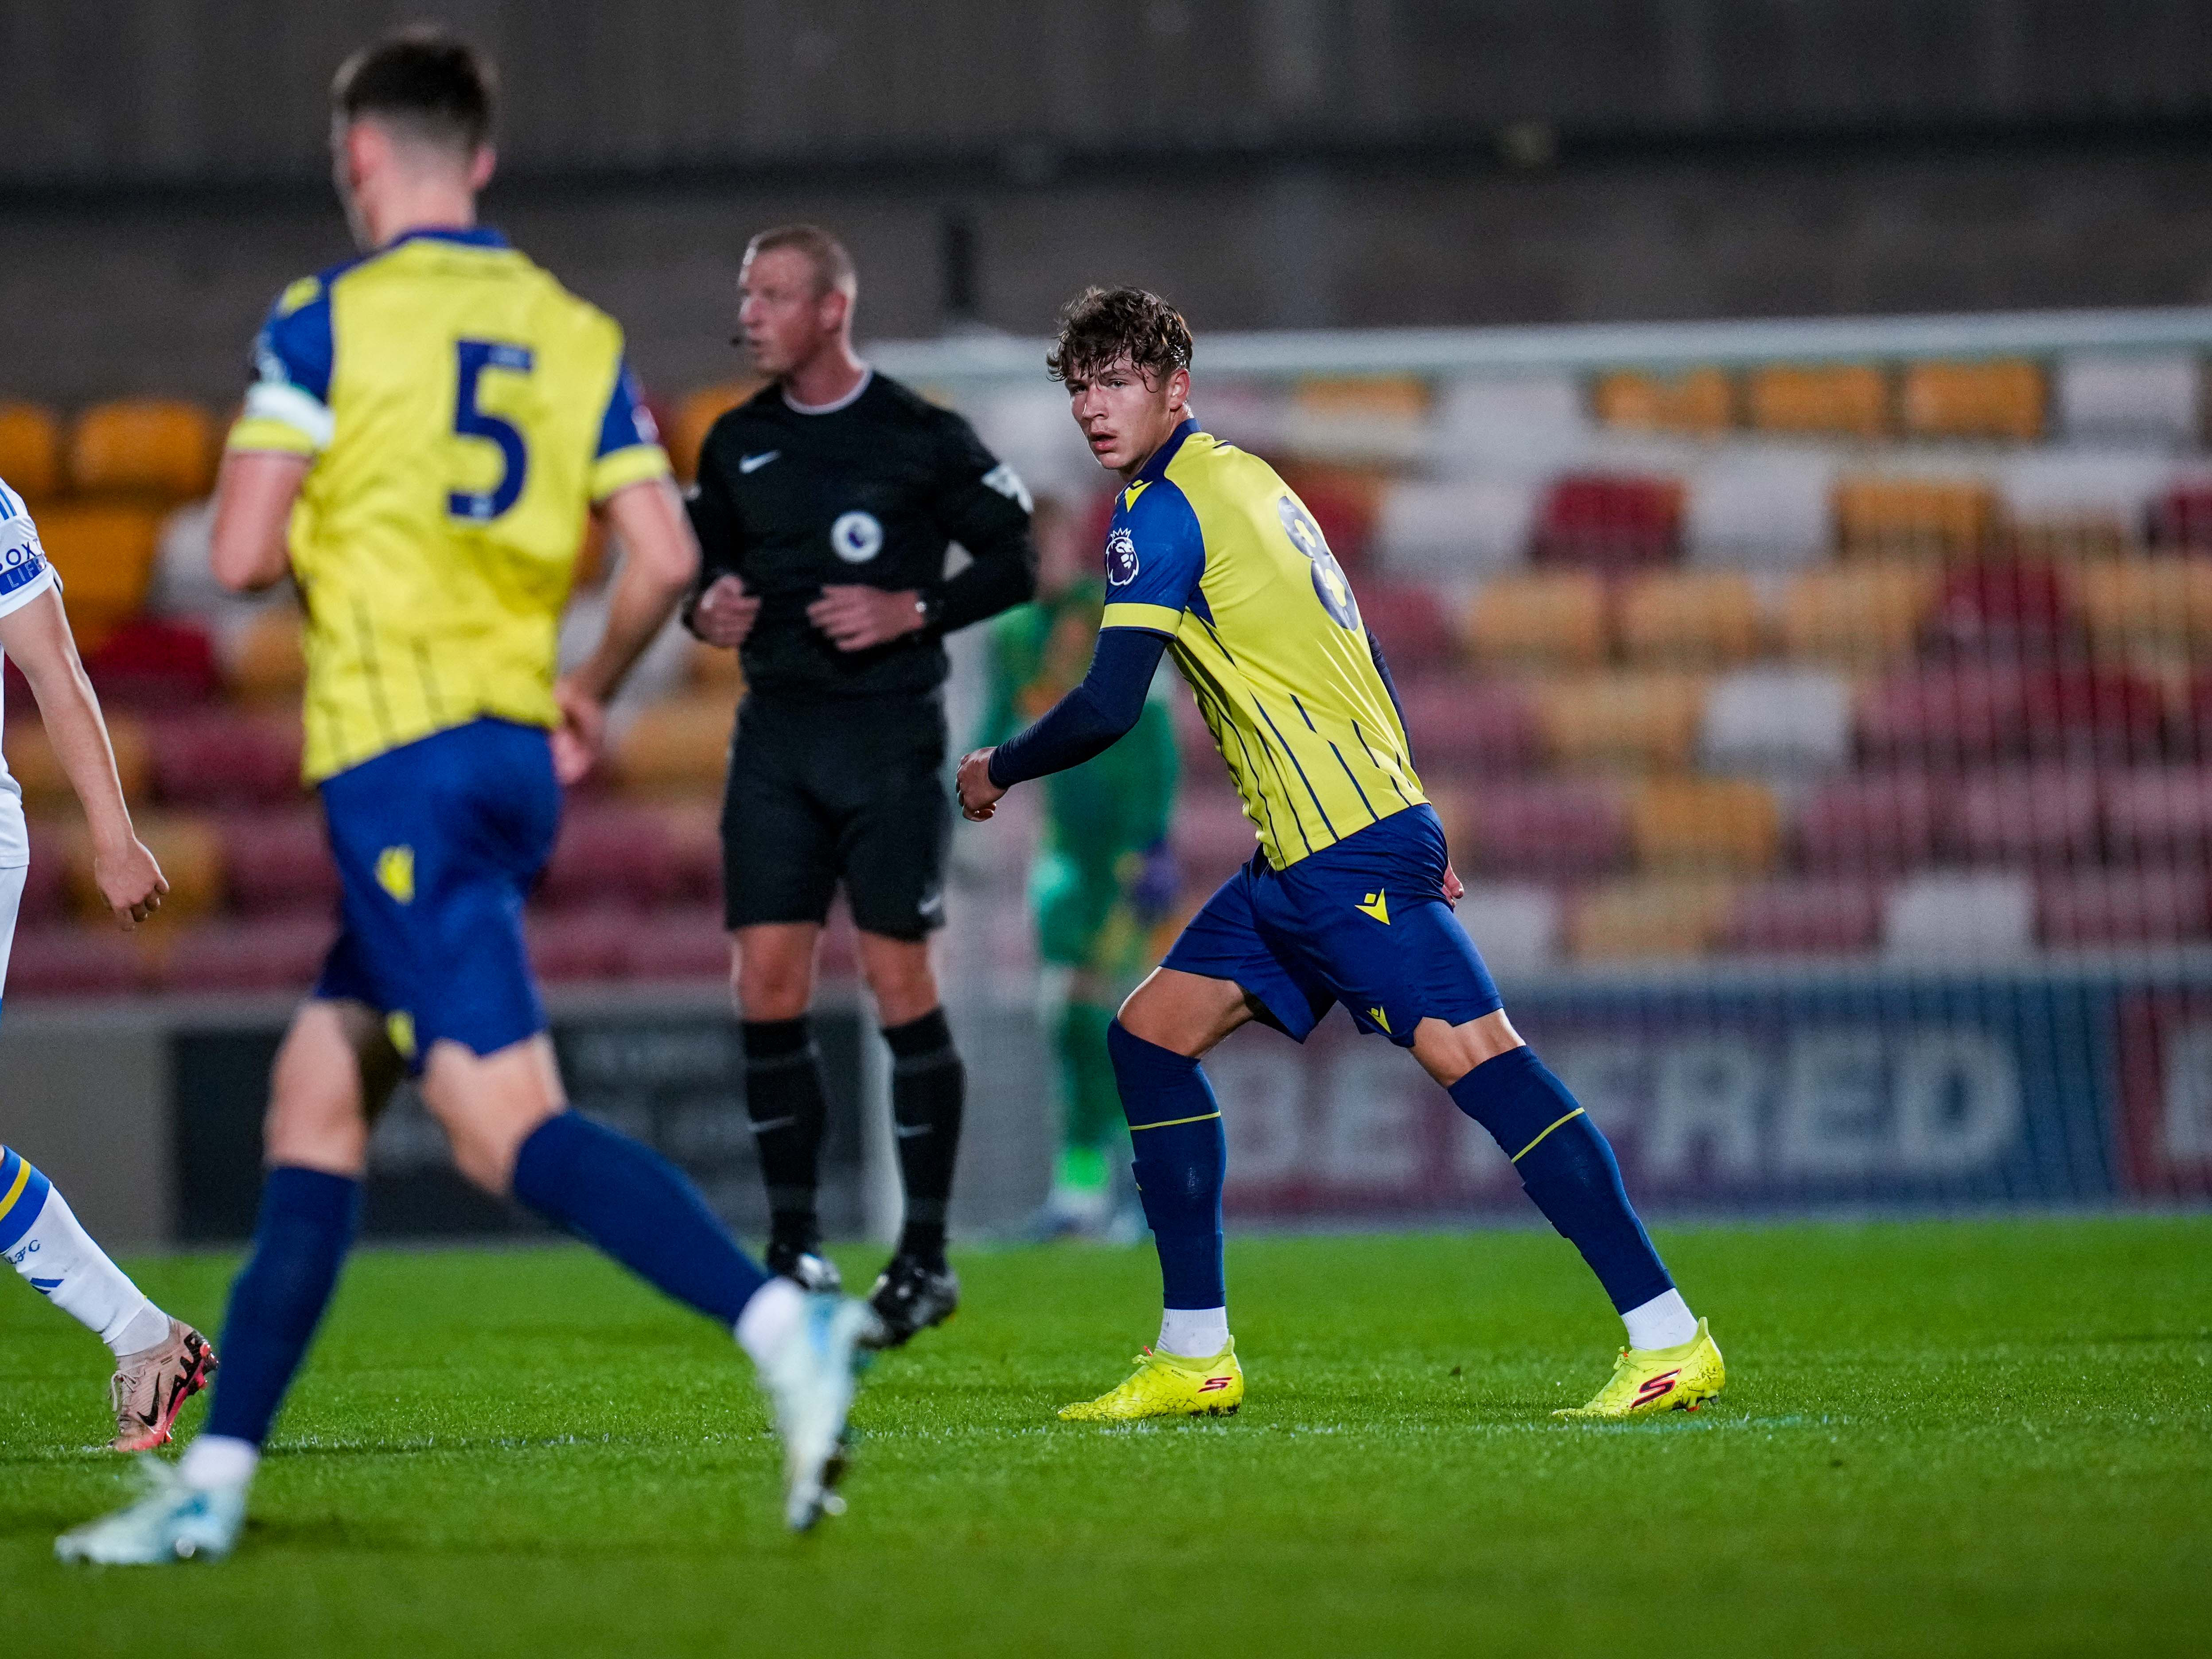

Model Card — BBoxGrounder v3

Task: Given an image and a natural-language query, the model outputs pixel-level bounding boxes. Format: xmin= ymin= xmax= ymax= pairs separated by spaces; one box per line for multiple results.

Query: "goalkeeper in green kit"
xmin=978 ymin=497 xmax=1180 ymax=1237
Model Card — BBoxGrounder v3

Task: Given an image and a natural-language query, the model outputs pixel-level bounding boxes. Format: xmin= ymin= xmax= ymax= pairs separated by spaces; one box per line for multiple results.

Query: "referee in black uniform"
xmin=686 ymin=225 xmax=1036 ymax=1344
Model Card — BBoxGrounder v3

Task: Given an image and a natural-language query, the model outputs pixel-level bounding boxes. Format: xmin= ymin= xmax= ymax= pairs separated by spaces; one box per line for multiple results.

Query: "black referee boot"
xmin=864 ymin=1254 xmax=960 ymax=1348
xmin=765 ymin=1237 xmax=842 ymax=1294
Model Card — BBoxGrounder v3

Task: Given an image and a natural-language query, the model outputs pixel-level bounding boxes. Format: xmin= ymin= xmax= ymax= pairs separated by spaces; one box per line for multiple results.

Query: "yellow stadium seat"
xmin=1833 ymin=476 xmax=1998 ymax=561
xmin=1900 ymin=359 xmax=2044 ymax=442
xmin=669 ymin=382 xmax=764 ymax=484
xmin=10 ymin=710 xmax=152 ymax=812
xmin=1293 ymin=377 xmax=1430 ymax=422
xmin=2078 ymin=559 xmax=2212 ymax=664
xmin=0 ymin=403 xmax=63 ymax=501
xmin=1535 ymin=672 xmax=1707 ymax=770
xmin=1468 ymin=573 xmax=1608 ymax=670
xmin=687 ymin=637 xmax=744 ymax=691
xmin=226 ymin=606 xmax=308 ymax=705
xmin=63 ymin=810 xmax=225 ymax=923
xmin=1628 ymin=777 xmax=1781 ymax=873
xmin=1616 ymin=571 xmax=1763 ymax=666
xmin=30 ymin=505 xmax=163 ymax=639
xmin=615 ymin=693 xmax=735 ymax=794
xmin=1747 ymin=364 xmax=1888 ymax=438
xmin=1779 ymin=564 xmax=1941 ymax=666
xmin=70 ymin=400 xmax=217 ymax=501
xmin=1593 ymin=369 xmax=1734 ymax=436
xmin=1569 ymin=878 xmax=1733 ymax=962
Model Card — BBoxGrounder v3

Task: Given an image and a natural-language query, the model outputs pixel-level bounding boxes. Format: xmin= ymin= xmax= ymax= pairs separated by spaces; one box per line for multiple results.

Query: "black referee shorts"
xmin=720 ymin=692 xmax=951 ymax=940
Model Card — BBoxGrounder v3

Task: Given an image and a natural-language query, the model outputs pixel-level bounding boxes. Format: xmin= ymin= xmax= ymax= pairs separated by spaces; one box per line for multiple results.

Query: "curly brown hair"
xmin=1045 ymin=286 xmax=1194 ymax=385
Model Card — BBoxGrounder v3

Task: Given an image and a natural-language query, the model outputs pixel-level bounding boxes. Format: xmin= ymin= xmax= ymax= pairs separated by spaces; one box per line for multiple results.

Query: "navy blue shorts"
xmin=1161 ymin=803 xmax=1501 ymax=1047
xmin=314 ymin=718 xmax=560 ymax=1073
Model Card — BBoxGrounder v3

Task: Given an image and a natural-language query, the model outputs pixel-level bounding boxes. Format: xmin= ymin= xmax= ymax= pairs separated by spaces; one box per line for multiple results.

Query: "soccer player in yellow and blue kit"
xmin=59 ymin=31 xmax=875 ymax=1566
xmin=958 ymin=288 xmax=1726 ymax=1423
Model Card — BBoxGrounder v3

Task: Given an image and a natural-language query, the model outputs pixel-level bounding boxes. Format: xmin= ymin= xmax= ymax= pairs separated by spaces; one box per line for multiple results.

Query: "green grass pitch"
xmin=2 ymin=1216 xmax=2206 ymax=1657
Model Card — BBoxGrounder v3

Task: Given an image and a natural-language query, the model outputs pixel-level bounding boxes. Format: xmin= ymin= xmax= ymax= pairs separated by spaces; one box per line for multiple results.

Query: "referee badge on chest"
xmin=830 ymin=510 xmax=885 ymax=563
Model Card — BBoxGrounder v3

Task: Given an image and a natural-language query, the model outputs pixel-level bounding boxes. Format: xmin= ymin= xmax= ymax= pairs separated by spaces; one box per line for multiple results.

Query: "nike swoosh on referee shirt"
xmin=739 ymin=451 xmax=780 ymax=473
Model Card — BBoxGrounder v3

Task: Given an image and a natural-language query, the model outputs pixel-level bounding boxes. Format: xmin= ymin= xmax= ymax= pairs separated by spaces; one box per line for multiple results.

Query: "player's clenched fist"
xmin=690 ymin=574 xmax=762 ymax=649
xmin=956 ymin=748 xmax=1005 ymax=821
xmin=93 ymin=835 xmax=168 ymax=931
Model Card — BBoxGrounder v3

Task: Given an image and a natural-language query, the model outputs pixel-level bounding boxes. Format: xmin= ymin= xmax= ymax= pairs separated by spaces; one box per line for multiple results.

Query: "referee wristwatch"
xmin=914 ymin=591 xmax=942 ymax=632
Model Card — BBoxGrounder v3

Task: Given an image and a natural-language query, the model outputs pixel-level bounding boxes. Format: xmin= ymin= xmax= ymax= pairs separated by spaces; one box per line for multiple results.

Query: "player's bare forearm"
xmin=570 ymin=476 xmax=700 ymax=701
xmin=210 ymin=450 xmax=311 ymax=592
xmin=0 ymin=589 xmax=168 ymax=926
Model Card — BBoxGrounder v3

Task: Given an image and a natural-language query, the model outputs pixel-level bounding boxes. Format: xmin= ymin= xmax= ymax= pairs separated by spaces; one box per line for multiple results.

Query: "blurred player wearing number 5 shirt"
xmin=59 ymin=30 xmax=877 ymax=1567
xmin=958 ymin=288 xmax=1725 ymax=1424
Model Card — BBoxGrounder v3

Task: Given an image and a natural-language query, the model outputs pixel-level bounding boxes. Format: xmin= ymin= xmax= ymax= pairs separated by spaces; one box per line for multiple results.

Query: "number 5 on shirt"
xmin=449 ymin=339 xmax=534 ymax=522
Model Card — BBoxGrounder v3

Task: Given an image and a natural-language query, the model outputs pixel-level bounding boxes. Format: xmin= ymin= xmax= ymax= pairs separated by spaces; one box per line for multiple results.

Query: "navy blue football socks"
xmin=1107 ymin=1020 xmax=1227 ymax=1311
xmin=513 ymin=1110 xmax=769 ymax=1327
xmin=205 ymin=1166 xmax=361 ymax=1447
xmin=1448 ymin=1046 xmax=1675 ymax=1315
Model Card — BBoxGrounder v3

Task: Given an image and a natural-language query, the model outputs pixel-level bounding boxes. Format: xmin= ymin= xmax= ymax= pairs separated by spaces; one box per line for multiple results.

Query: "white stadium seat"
xmin=1372 ymin=479 xmax=1536 ymax=578
xmin=1685 ymin=449 xmax=1837 ymax=570
xmin=2055 ymin=352 xmax=2200 ymax=447
xmin=1699 ymin=666 xmax=1854 ymax=774
xmin=1882 ymin=871 xmax=2036 ymax=961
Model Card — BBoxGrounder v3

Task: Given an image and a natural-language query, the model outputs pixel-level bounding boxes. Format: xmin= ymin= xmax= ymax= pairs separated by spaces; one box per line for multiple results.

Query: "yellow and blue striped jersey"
xmin=228 ymin=226 xmax=671 ymax=782
xmin=1099 ymin=420 xmax=1423 ymax=869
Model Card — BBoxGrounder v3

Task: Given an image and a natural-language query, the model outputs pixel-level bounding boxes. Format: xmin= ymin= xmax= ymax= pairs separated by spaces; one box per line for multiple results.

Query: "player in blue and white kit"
xmin=0 ymin=478 xmax=218 ymax=1450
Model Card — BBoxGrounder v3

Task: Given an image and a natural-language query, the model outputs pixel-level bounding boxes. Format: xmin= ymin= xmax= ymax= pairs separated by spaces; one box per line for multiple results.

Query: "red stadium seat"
xmin=527 ymin=908 xmax=634 ymax=983
xmin=148 ymin=711 xmax=305 ymax=806
xmin=539 ymin=800 xmax=681 ymax=910
xmin=16 ymin=845 xmax=68 ymax=925
xmin=5 ymin=926 xmax=152 ymax=997
xmin=1395 ymin=678 xmax=1540 ymax=776
xmin=1459 ymin=779 xmax=1628 ymax=878
xmin=1857 ymin=666 xmax=2032 ymax=764
xmin=167 ymin=917 xmax=336 ymax=993
xmin=84 ymin=619 xmax=222 ymax=707
xmin=1924 ymin=561 xmax=2080 ymax=661
xmin=625 ymin=909 xmax=732 ymax=982
xmin=2020 ymin=666 xmax=2167 ymax=761
xmin=221 ymin=807 xmax=339 ymax=916
xmin=1354 ymin=582 xmax=1460 ymax=670
xmin=1948 ymin=764 xmax=2101 ymax=868
xmin=2150 ymin=483 xmax=2212 ymax=550
xmin=2102 ymin=764 xmax=2212 ymax=866
xmin=1719 ymin=879 xmax=1885 ymax=955
xmin=2037 ymin=868 xmax=2212 ymax=948
xmin=1797 ymin=771 xmax=1951 ymax=874
xmin=1532 ymin=474 xmax=1683 ymax=571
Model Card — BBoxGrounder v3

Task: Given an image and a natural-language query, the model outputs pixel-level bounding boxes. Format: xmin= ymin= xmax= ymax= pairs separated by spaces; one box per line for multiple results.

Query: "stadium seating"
xmin=1900 ymin=360 xmax=2044 ymax=442
xmin=26 ymin=335 xmax=2212 ymax=1004
xmin=666 ymin=382 xmax=762 ymax=483
xmin=1616 ymin=571 xmax=1762 ymax=667
xmin=1531 ymin=475 xmax=1682 ymax=570
xmin=1536 ymin=672 xmax=1707 ymax=770
xmin=1593 ymin=369 xmax=1733 ymax=436
xmin=1747 ymin=364 xmax=1887 ymax=437
xmin=31 ymin=504 xmax=163 ymax=640
xmin=1779 ymin=564 xmax=1939 ymax=666
xmin=1569 ymin=877 xmax=1732 ymax=961
xmin=1834 ymin=476 xmax=1998 ymax=561
xmin=1627 ymin=777 xmax=1780 ymax=872
xmin=69 ymin=400 xmax=217 ymax=500
xmin=0 ymin=403 xmax=63 ymax=500
xmin=1467 ymin=573 xmax=1606 ymax=670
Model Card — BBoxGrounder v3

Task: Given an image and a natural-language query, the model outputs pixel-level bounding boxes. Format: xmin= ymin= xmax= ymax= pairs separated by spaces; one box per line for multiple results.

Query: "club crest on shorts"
xmin=1106 ymin=526 xmax=1140 ymax=587
xmin=830 ymin=510 xmax=884 ymax=564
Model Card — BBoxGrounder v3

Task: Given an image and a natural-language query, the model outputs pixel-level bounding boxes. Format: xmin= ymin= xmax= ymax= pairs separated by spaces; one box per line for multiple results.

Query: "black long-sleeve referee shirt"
xmin=684 ymin=370 xmax=1037 ymax=701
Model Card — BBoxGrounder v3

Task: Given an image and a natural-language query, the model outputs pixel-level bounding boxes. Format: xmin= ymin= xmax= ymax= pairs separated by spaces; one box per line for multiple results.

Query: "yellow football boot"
xmin=1554 ymin=1318 xmax=1725 ymax=1420
xmin=1057 ymin=1341 xmax=1245 ymax=1422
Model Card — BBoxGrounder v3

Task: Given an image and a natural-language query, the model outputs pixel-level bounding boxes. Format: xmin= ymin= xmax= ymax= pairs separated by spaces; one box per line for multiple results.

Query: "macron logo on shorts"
xmin=1355 ymin=889 xmax=1390 ymax=924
